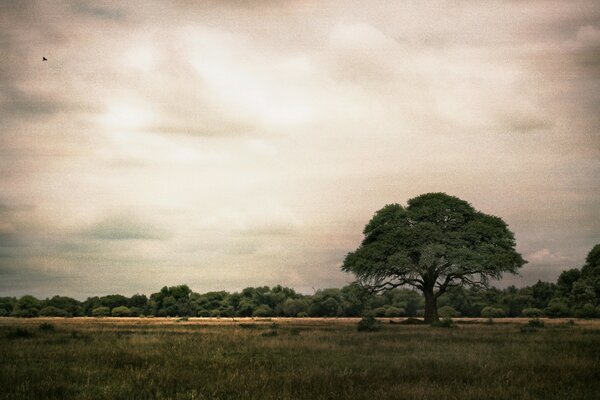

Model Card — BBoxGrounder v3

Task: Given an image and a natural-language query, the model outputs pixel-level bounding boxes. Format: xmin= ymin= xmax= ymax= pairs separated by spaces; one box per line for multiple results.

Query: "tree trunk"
xmin=423 ymin=289 xmax=438 ymax=323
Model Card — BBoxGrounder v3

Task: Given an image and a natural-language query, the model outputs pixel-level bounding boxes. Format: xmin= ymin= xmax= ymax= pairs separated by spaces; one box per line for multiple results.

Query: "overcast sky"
xmin=1 ymin=0 xmax=599 ymax=299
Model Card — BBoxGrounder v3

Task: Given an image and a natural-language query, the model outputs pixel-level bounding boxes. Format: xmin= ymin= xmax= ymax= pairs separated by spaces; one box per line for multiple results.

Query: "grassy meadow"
xmin=1 ymin=317 xmax=599 ymax=400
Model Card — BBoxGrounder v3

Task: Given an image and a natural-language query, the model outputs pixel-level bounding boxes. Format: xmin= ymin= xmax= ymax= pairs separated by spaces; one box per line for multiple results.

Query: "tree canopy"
xmin=341 ymin=192 xmax=526 ymax=322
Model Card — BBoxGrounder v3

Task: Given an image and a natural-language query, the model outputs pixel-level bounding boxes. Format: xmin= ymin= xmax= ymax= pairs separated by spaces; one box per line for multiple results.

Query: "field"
xmin=1 ymin=318 xmax=599 ymax=400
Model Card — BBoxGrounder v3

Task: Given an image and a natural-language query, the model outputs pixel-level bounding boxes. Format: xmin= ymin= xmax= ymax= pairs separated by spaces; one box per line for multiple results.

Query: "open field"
xmin=1 ymin=318 xmax=599 ymax=400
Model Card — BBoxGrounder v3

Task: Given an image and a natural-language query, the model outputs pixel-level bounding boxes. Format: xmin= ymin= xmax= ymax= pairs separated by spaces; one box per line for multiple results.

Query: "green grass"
xmin=1 ymin=318 xmax=599 ymax=399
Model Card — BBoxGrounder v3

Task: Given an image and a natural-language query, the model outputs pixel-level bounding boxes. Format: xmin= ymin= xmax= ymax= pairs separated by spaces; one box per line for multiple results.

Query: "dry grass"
xmin=1 ymin=317 xmax=599 ymax=399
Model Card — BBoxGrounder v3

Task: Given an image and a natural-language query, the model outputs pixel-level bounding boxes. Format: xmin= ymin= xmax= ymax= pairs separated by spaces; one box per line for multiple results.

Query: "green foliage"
xmin=357 ymin=316 xmax=381 ymax=332
xmin=545 ymin=298 xmax=571 ymax=318
xmin=384 ymin=306 xmax=406 ymax=317
xmin=111 ymin=306 xmax=132 ymax=317
xmin=481 ymin=306 xmax=505 ymax=318
xmin=92 ymin=306 xmax=110 ymax=317
xmin=527 ymin=318 xmax=545 ymax=328
xmin=574 ymin=303 xmax=598 ymax=318
xmin=438 ymin=305 xmax=460 ymax=318
xmin=342 ymin=193 xmax=525 ymax=322
xmin=252 ymin=305 xmax=274 ymax=318
xmin=4 ymin=242 xmax=600 ymax=320
xmin=521 ymin=308 xmax=544 ymax=318
xmin=39 ymin=306 xmax=69 ymax=317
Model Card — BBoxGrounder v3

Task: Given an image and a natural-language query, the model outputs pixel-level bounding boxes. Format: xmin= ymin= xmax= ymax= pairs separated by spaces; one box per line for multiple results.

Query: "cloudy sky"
xmin=1 ymin=0 xmax=599 ymax=299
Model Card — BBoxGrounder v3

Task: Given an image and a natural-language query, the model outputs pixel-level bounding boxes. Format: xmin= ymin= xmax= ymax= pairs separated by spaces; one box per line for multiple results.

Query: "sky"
xmin=1 ymin=0 xmax=599 ymax=299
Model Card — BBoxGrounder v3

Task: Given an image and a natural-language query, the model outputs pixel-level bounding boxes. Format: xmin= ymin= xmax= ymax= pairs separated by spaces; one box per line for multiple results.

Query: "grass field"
xmin=1 ymin=317 xmax=599 ymax=400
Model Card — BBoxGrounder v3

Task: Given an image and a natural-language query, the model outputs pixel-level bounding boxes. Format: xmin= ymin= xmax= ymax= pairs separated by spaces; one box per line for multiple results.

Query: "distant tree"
xmin=11 ymin=295 xmax=42 ymax=318
xmin=521 ymin=308 xmax=544 ymax=318
xmin=46 ymin=296 xmax=81 ymax=316
xmin=100 ymin=295 xmax=129 ymax=310
xmin=0 ymin=297 xmax=16 ymax=316
xmin=438 ymin=305 xmax=460 ymax=318
xmin=342 ymin=193 xmax=526 ymax=322
xmin=252 ymin=305 xmax=274 ymax=317
xmin=39 ymin=306 xmax=69 ymax=317
xmin=111 ymin=306 xmax=132 ymax=317
xmin=557 ymin=269 xmax=581 ymax=295
xmin=480 ymin=306 xmax=506 ymax=318
xmin=544 ymin=298 xmax=571 ymax=317
xmin=281 ymin=298 xmax=309 ymax=317
xmin=92 ymin=306 xmax=110 ymax=317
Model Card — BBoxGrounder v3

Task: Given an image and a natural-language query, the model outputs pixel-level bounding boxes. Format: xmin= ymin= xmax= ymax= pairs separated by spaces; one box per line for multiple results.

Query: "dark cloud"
xmin=71 ymin=2 xmax=125 ymax=21
xmin=81 ymin=214 xmax=170 ymax=241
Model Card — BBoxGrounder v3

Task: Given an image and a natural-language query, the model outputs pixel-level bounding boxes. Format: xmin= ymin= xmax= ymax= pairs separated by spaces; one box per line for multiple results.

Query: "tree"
xmin=341 ymin=193 xmax=526 ymax=322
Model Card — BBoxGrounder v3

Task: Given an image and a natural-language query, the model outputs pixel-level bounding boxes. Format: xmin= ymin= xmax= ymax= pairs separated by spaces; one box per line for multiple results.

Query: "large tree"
xmin=341 ymin=193 xmax=526 ymax=322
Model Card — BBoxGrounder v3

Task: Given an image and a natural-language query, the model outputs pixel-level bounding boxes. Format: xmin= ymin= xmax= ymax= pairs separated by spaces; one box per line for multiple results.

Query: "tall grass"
xmin=0 ymin=318 xmax=599 ymax=399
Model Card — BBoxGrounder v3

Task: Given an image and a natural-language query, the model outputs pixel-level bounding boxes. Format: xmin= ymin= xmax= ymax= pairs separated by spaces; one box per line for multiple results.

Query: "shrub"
xmin=544 ymin=298 xmax=571 ymax=318
xmin=371 ymin=307 xmax=388 ymax=317
xmin=111 ymin=306 xmax=132 ymax=317
xmin=92 ymin=306 xmax=110 ymax=317
xmin=527 ymin=318 xmax=545 ymax=328
xmin=6 ymin=328 xmax=35 ymax=339
xmin=431 ymin=317 xmax=455 ymax=328
xmin=39 ymin=306 xmax=70 ymax=317
xmin=384 ymin=307 xmax=406 ymax=318
xmin=38 ymin=322 xmax=55 ymax=332
xmin=357 ymin=316 xmax=381 ymax=332
xmin=438 ymin=306 xmax=460 ymax=318
xmin=574 ymin=303 xmax=599 ymax=319
xmin=481 ymin=306 xmax=506 ymax=318
xmin=297 ymin=311 xmax=309 ymax=318
xmin=521 ymin=308 xmax=544 ymax=318
xmin=197 ymin=310 xmax=211 ymax=317
xmin=252 ymin=305 xmax=274 ymax=318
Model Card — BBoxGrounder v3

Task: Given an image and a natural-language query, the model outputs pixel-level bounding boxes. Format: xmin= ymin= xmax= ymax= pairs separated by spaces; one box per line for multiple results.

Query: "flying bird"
xmin=42 ymin=57 xmax=47 ymax=61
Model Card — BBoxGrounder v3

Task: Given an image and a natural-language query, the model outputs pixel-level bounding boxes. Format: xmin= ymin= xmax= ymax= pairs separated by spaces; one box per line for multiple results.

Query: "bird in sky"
xmin=42 ymin=57 xmax=47 ymax=61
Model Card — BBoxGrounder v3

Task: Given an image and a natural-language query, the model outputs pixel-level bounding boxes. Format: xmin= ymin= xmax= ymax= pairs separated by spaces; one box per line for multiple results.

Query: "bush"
xmin=297 ymin=311 xmax=309 ymax=318
xmin=92 ymin=306 xmax=110 ymax=317
xmin=357 ymin=316 xmax=381 ymax=332
xmin=6 ymin=328 xmax=35 ymax=339
xmin=438 ymin=306 xmax=460 ymax=318
xmin=252 ymin=305 xmax=274 ymax=318
xmin=371 ymin=307 xmax=388 ymax=317
xmin=38 ymin=322 xmax=55 ymax=332
xmin=527 ymin=318 xmax=545 ymax=328
xmin=431 ymin=317 xmax=455 ymax=328
xmin=521 ymin=308 xmax=544 ymax=318
xmin=111 ymin=306 xmax=132 ymax=317
xmin=481 ymin=306 xmax=506 ymax=318
xmin=39 ymin=306 xmax=70 ymax=317
xmin=384 ymin=307 xmax=406 ymax=317
xmin=545 ymin=298 xmax=571 ymax=318
xmin=574 ymin=303 xmax=599 ymax=319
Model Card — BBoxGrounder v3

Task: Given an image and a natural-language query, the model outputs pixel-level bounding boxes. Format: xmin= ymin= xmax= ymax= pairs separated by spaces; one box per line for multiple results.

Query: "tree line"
xmin=1 ymin=243 xmax=598 ymax=319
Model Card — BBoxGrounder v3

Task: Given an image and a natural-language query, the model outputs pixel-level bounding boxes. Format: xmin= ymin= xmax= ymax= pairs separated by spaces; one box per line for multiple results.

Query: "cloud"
xmin=527 ymin=248 xmax=568 ymax=265
xmin=0 ymin=0 xmax=599 ymax=298
xmin=81 ymin=214 xmax=170 ymax=241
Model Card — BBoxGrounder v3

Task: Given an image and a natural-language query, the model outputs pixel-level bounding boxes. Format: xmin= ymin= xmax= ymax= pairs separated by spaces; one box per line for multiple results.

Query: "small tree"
xmin=342 ymin=193 xmax=526 ymax=322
